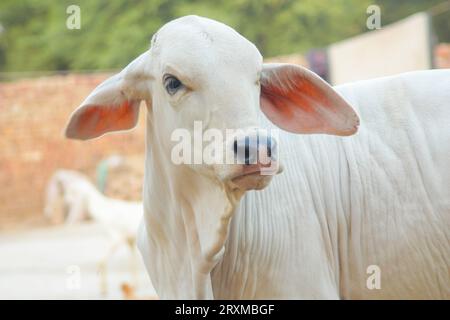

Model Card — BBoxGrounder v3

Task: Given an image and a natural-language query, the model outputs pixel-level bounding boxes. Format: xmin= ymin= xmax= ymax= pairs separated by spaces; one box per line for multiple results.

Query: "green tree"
xmin=0 ymin=0 xmax=448 ymax=73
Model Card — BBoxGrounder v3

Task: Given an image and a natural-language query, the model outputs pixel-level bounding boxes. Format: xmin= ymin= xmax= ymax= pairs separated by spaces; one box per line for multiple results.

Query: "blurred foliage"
xmin=0 ymin=0 xmax=448 ymax=72
xmin=376 ymin=0 xmax=450 ymax=42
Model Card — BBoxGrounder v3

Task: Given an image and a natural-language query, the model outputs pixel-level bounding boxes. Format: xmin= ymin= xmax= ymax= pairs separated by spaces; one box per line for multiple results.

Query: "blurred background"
xmin=0 ymin=0 xmax=449 ymax=299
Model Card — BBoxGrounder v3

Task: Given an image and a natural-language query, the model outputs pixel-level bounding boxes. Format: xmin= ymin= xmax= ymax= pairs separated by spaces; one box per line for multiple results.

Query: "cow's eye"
xmin=164 ymin=75 xmax=183 ymax=95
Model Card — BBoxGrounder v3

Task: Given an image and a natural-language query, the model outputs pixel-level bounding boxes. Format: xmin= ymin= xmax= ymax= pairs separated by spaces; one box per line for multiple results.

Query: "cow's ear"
xmin=65 ymin=51 xmax=152 ymax=140
xmin=260 ymin=63 xmax=359 ymax=136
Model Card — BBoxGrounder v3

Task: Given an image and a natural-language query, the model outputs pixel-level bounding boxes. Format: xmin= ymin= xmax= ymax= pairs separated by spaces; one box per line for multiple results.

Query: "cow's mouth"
xmin=231 ymin=170 xmax=262 ymax=181
xmin=229 ymin=163 xmax=281 ymax=190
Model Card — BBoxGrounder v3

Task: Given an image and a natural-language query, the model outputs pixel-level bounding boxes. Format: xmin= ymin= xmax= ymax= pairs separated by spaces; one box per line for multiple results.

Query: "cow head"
xmin=65 ymin=16 xmax=358 ymax=193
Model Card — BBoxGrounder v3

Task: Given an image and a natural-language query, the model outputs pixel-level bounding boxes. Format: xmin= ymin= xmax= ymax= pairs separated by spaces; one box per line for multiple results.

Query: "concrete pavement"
xmin=0 ymin=222 xmax=157 ymax=299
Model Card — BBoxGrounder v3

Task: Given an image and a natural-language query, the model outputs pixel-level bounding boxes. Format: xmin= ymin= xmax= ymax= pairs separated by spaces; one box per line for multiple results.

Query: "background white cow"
xmin=44 ymin=169 xmax=143 ymax=295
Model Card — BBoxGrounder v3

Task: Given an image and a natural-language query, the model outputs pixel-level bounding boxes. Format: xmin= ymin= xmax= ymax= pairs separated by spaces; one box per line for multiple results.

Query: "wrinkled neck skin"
xmin=140 ymin=113 xmax=245 ymax=299
xmin=139 ymin=108 xmax=344 ymax=299
xmin=212 ymin=131 xmax=346 ymax=299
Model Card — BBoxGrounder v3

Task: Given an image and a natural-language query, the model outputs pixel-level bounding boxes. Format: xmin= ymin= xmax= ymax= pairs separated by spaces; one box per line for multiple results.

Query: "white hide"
xmin=211 ymin=70 xmax=450 ymax=299
xmin=139 ymin=69 xmax=450 ymax=299
xmin=65 ymin=16 xmax=450 ymax=299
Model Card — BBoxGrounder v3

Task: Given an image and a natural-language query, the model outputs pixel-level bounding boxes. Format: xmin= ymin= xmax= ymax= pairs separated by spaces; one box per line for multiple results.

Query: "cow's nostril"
xmin=244 ymin=136 xmax=250 ymax=165
xmin=233 ymin=136 xmax=252 ymax=165
xmin=267 ymin=138 xmax=272 ymax=158
xmin=234 ymin=132 xmax=276 ymax=165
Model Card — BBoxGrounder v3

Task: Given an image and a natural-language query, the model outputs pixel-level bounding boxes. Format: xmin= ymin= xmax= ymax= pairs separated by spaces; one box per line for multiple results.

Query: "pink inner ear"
xmin=66 ymin=100 xmax=139 ymax=140
xmin=260 ymin=65 xmax=359 ymax=136
xmin=261 ymin=77 xmax=328 ymax=133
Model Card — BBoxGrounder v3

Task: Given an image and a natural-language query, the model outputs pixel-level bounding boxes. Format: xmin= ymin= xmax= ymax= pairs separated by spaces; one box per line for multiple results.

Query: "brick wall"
xmin=0 ymin=74 xmax=146 ymax=230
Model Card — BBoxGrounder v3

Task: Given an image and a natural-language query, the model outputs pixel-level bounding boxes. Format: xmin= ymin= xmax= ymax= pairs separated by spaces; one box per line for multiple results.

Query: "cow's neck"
xmin=142 ymin=119 xmax=244 ymax=299
xmin=211 ymin=132 xmax=349 ymax=298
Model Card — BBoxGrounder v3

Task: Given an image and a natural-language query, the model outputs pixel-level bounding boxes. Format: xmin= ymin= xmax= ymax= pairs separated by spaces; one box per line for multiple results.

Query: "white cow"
xmin=44 ymin=169 xmax=143 ymax=295
xmin=65 ymin=16 xmax=450 ymax=299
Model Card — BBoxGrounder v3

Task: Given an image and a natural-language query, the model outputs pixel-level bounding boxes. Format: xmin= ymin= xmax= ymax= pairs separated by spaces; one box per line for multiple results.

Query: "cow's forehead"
xmin=150 ymin=15 xmax=263 ymax=79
